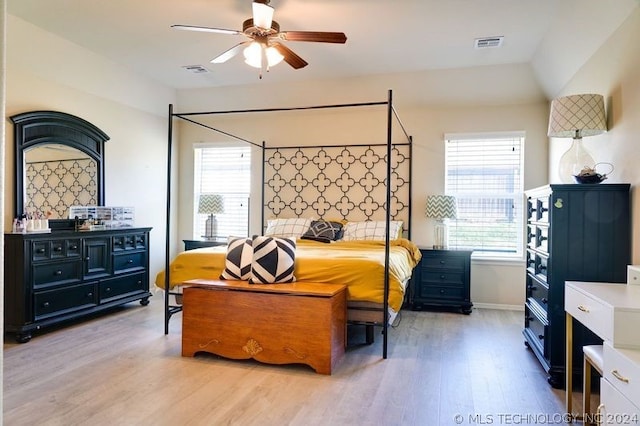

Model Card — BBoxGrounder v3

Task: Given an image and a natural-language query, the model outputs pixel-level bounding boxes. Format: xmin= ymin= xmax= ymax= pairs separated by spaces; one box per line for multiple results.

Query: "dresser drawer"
xmin=534 ymin=196 xmax=550 ymax=223
xmin=526 ymin=273 xmax=549 ymax=311
xmin=603 ymin=342 xmax=640 ymax=405
xmin=113 ymin=233 xmax=147 ymax=252
xmin=99 ymin=272 xmax=147 ymax=303
xmin=113 ymin=251 xmax=146 ymax=274
xmin=421 ymin=255 xmax=465 ymax=271
xmin=524 ymin=303 xmax=548 ymax=357
xmin=600 ymin=378 xmax=640 ymax=425
xmin=32 ymin=260 xmax=82 ymax=289
xmin=535 ymin=226 xmax=549 ymax=254
xmin=31 ymin=239 xmax=81 ymax=262
xmin=34 ymin=282 xmax=97 ymax=320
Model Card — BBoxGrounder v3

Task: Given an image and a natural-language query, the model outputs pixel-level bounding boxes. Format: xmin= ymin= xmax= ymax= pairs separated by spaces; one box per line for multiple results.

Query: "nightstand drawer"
xmin=421 ymin=256 xmax=465 ymax=271
xmin=421 ymin=271 xmax=464 ymax=286
xmin=419 ymin=285 xmax=464 ymax=301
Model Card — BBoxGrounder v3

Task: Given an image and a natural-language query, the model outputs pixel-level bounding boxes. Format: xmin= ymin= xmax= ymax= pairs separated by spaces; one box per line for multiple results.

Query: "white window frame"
xmin=193 ymin=144 xmax=251 ymax=240
xmin=444 ymin=131 xmax=525 ymax=259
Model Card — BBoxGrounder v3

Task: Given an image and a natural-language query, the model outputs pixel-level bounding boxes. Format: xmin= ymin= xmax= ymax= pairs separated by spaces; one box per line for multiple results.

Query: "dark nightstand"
xmin=411 ymin=248 xmax=473 ymax=314
xmin=183 ymin=239 xmax=227 ymax=251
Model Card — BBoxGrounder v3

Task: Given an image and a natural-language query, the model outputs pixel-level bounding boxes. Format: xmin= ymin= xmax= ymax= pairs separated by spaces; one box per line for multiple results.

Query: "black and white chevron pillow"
xmin=220 ymin=237 xmax=253 ymax=280
xmin=249 ymin=236 xmax=296 ymax=284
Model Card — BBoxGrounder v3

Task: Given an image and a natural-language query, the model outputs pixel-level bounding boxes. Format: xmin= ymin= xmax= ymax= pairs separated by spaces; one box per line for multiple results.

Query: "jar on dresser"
xmin=524 ymin=184 xmax=630 ymax=388
xmin=4 ymin=227 xmax=153 ymax=343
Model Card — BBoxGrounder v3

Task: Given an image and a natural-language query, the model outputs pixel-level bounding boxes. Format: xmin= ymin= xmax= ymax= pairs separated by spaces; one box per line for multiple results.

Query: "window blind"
xmin=444 ymin=132 xmax=524 ymax=257
xmin=194 ymin=146 xmax=251 ymax=239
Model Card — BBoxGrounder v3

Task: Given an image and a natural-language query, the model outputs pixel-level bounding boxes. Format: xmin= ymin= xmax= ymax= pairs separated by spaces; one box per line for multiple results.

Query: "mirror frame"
xmin=10 ymin=110 xmax=109 ymax=225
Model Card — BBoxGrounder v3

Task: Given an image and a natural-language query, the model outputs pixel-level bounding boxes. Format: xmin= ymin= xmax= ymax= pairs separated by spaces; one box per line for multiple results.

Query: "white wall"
xmin=175 ymin=70 xmax=550 ymax=308
xmin=4 ymin=15 xmax=177 ymax=288
xmin=547 ymin=8 xmax=640 ymax=262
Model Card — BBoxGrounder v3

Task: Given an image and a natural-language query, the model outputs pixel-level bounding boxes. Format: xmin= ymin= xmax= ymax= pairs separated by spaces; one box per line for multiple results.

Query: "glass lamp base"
xmin=433 ymin=220 xmax=448 ymax=250
xmin=558 ymin=137 xmax=596 ymax=184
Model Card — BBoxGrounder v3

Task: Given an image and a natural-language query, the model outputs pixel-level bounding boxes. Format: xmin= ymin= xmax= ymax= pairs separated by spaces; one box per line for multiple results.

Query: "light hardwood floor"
xmin=4 ymin=297 xmax=570 ymax=425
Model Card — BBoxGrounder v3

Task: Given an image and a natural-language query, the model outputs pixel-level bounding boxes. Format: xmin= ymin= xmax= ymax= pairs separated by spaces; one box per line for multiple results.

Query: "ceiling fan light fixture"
xmin=243 ymin=42 xmax=283 ymax=68
xmin=252 ymin=1 xmax=274 ymax=30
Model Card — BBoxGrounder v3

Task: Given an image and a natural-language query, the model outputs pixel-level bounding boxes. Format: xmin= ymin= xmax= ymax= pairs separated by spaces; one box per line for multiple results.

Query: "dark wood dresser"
xmin=524 ymin=184 xmax=630 ymax=388
xmin=411 ymin=248 xmax=473 ymax=314
xmin=4 ymin=227 xmax=152 ymax=342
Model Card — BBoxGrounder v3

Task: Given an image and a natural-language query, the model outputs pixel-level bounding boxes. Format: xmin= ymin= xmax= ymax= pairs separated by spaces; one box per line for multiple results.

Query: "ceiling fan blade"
xmin=279 ymin=31 xmax=347 ymax=44
xmin=272 ymin=43 xmax=308 ymax=69
xmin=171 ymin=24 xmax=241 ymax=36
xmin=211 ymin=41 xmax=251 ymax=64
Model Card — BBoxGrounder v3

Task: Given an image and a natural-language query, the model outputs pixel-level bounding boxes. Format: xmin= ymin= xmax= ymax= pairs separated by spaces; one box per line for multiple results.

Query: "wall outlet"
xmin=627 ymin=265 xmax=640 ymax=285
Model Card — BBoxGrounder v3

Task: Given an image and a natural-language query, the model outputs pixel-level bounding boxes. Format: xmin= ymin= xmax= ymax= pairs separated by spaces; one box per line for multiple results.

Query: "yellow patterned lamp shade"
xmin=548 ymin=94 xmax=607 ymax=183
xmin=425 ymin=195 xmax=457 ymax=250
xmin=198 ymin=193 xmax=225 ymax=215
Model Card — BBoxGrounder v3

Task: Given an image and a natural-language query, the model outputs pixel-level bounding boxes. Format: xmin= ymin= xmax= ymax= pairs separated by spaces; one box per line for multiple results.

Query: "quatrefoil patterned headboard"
xmin=263 ymin=144 xmax=411 ymax=228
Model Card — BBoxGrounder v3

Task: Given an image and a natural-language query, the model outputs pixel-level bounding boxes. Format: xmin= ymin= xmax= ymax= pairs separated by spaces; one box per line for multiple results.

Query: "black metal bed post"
xmin=408 ymin=136 xmax=413 ymax=241
xmin=383 ymin=89 xmax=393 ymax=359
xmin=261 ymin=141 xmax=266 ymax=234
xmin=164 ymin=104 xmax=173 ymax=335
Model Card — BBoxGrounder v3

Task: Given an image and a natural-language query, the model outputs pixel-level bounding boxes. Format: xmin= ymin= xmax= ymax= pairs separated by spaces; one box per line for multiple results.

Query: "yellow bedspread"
xmin=154 ymin=238 xmax=421 ymax=312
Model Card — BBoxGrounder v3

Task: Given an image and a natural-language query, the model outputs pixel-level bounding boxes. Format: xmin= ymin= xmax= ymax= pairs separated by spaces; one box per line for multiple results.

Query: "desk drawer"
xmin=600 ymin=378 xmax=640 ymax=425
xmin=603 ymin=342 xmax=640 ymax=405
xmin=565 ymin=285 xmax=611 ymax=342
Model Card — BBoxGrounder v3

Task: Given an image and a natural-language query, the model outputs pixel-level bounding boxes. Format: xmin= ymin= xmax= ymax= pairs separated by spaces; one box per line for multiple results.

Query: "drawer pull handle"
xmin=37 ymin=248 xmax=45 ymax=254
xmin=541 ymin=298 xmax=548 ymax=304
xmin=85 ymin=257 xmax=90 ymax=261
xmin=87 ymin=292 xmax=93 ymax=297
xmin=43 ymin=302 xmax=50 ymax=308
xmin=611 ymin=370 xmax=630 ymax=383
xmin=538 ymin=334 xmax=544 ymax=340
xmin=577 ymin=305 xmax=590 ymax=313
xmin=54 ymin=270 xmax=62 ymax=276
xmin=70 ymin=245 xmax=78 ymax=250
xmin=127 ymin=259 xmax=134 ymax=264
xmin=54 ymin=247 xmax=62 ymax=252
xmin=106 ymin=287 xmax=111 ymax=292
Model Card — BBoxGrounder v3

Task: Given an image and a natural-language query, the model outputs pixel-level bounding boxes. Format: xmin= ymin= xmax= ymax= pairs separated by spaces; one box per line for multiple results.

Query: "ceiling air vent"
xmin=474 ymin=36 xmax=504 ymax=49
xmin=182 ymin=65 xmax=210 ymax=74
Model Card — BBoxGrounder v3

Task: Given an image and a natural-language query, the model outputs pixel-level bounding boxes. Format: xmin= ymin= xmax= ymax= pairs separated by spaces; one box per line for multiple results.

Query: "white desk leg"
xmin=566 ymin=312 xmax=574 ymax=420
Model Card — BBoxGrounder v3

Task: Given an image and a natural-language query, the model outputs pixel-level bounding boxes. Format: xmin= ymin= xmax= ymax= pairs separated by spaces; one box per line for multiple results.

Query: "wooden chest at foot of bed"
xmin=181 ymin=279 xmax=347 ymax=374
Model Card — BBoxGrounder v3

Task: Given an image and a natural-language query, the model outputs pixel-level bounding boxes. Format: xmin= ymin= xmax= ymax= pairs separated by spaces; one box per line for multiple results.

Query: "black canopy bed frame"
xmin=163 ymin=89 xmax=413 ymax=358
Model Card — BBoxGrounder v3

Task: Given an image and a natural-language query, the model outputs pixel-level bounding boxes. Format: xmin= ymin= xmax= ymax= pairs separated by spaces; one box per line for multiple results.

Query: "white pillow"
xmin=264 ymin=218 xmax=313 ymax=238
xmin=341 ymin=220 xmax=403 ymax=241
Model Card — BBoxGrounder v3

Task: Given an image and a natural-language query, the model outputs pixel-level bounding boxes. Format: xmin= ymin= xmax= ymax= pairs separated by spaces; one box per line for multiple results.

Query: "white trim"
xmin=444 ymin=130 xmax=526 ymax=141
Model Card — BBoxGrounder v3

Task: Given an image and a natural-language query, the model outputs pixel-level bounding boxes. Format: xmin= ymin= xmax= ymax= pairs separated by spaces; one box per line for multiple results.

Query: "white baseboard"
xmin=472 ymin=302 xmax=524 ymax=311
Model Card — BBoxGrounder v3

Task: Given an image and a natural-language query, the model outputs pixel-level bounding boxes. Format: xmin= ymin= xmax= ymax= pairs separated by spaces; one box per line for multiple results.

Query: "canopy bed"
xmin=160 ymin=90 xmax=417 ymax=358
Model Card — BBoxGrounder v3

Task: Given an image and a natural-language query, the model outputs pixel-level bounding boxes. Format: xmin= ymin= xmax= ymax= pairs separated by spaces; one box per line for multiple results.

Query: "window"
xmin=444 ymin=132 xmax=524 ymax=258
xmin=194 ymin=145 xmax=251 ymax=239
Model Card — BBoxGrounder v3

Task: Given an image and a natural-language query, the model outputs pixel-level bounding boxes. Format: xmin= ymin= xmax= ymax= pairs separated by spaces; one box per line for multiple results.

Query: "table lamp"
xmin=425 ymin=195 xmax=457 ymax=249
xmin=547 ymin=94 xmax=607 ymax=183
xmin=198 ymin=193 xmax=225 ymax=239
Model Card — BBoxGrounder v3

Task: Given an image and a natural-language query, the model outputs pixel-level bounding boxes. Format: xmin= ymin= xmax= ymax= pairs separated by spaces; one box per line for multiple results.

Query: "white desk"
xmin=565 ymin=281 xmax=640 ymax=421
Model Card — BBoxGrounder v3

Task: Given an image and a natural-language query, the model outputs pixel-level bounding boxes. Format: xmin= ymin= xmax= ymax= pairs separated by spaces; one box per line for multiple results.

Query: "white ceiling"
xmin=7 ymin=0 xmax=639 ymax=98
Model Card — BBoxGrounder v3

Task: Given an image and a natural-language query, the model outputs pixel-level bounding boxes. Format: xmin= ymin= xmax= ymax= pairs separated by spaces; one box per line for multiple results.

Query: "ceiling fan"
xmin=172 ymin=0 xmax=347 ymax=74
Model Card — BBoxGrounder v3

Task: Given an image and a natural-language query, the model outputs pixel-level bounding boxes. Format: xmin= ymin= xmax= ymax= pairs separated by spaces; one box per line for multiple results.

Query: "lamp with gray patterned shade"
xmin=198 ymin=193 xmax=225 ymax=239
xmin=425 ymin=195 xmax=457 ymax=249
xmin=548 ymin=94 xmax=607 ymax=183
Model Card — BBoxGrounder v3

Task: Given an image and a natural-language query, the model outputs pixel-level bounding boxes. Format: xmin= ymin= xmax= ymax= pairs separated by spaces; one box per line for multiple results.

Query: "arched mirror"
xmin=11 ymin=111 xmax=109 ymax=224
